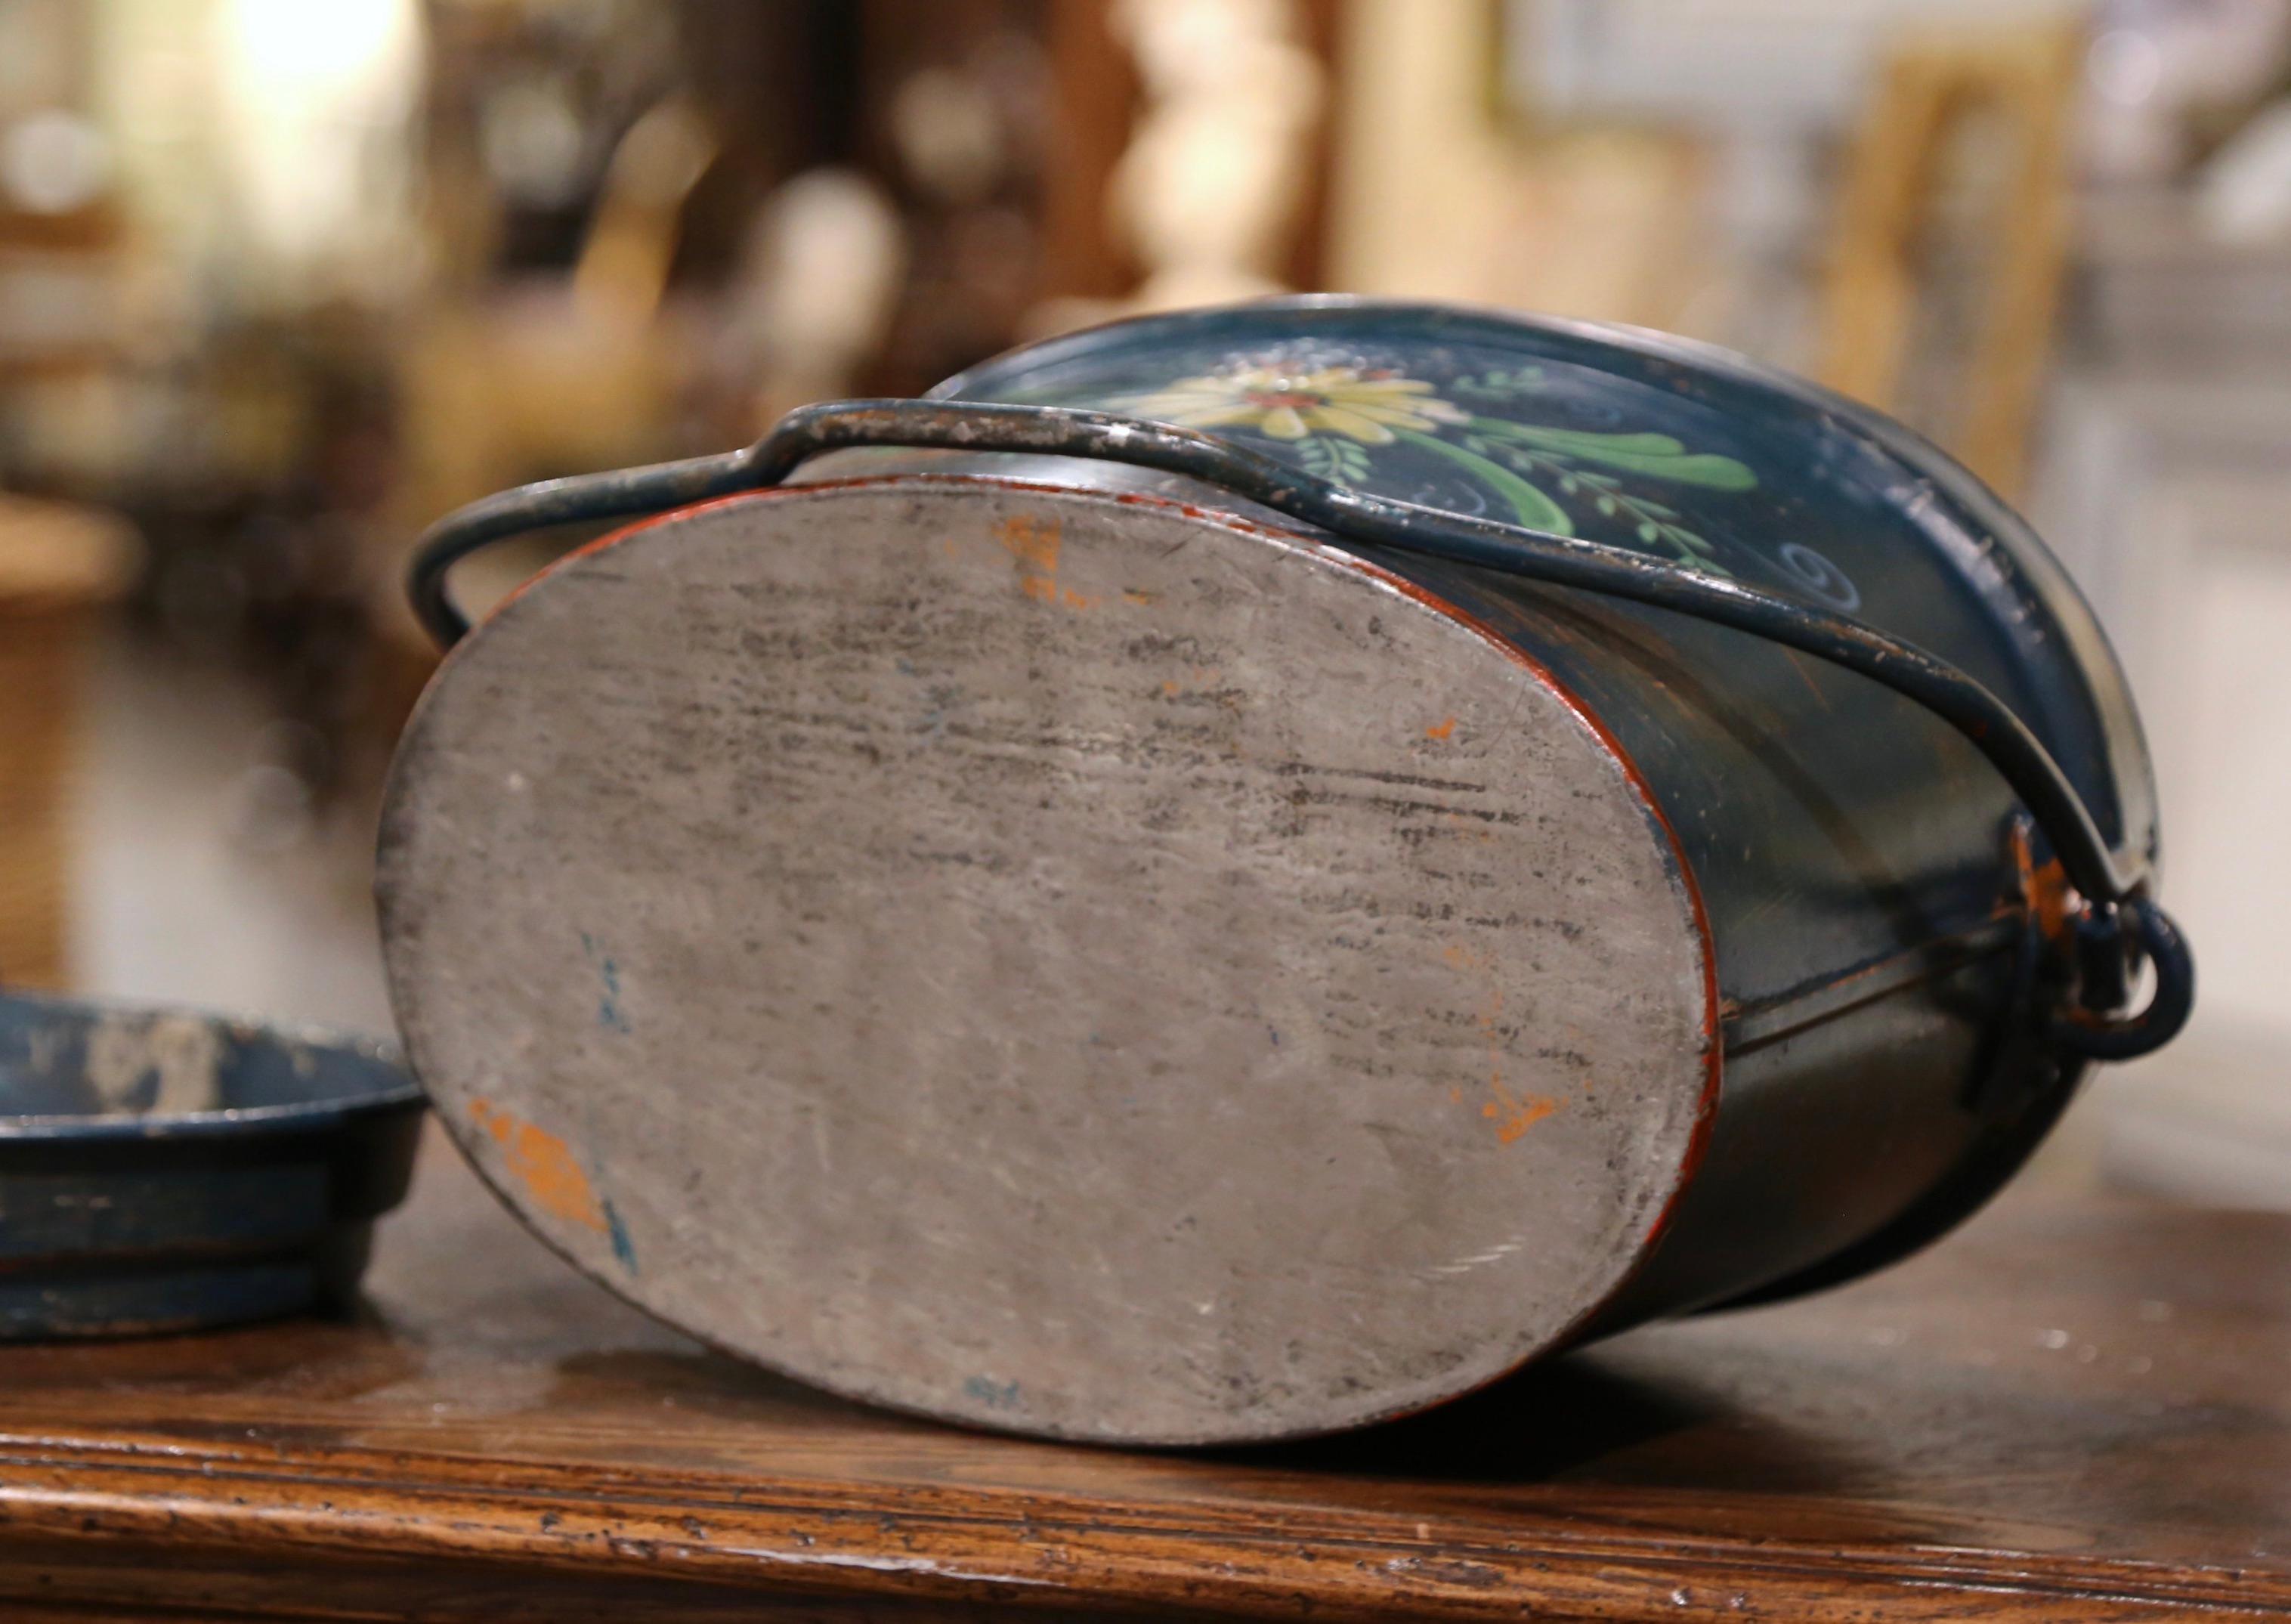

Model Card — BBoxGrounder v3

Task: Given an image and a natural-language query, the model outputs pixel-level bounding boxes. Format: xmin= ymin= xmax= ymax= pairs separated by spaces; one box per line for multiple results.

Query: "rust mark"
xmin=996 ymin=512 xmax=1062 ymax=573
xmin=991 ymin=513 xmax=1099 ymax=610
xmin=1444 ymin=942 xmax=1563 ymax=1143
xmin=1158 ymin=665 xmax=1223 ymax=698
xmin=1483 ymin=1082 xmax=1559 ymax=1144
xmin=1424 ymin=715 xmax=1458 ymax=741
xmin=1442 ymin=809 xmax=1497 ymax=844
xmin=1121 ymin=589 xmax=1158 ymax=606
xmin=468 ymin=1098 xmax=608 ymax=1233
xmin=997 ymin=512 xmax=1066 ymax=605
xmin=2011 ymin=818 xmax=2077 ymax=942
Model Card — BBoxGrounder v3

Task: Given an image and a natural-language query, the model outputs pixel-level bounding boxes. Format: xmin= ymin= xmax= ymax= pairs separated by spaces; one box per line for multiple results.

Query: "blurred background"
xmin=2 ymin=0 xmax=2285 ymax=1204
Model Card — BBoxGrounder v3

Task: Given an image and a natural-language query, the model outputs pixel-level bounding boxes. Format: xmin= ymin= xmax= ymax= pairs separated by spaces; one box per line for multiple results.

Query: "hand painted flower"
xmin=1118 ymin=367 xmax=1469 ymax=445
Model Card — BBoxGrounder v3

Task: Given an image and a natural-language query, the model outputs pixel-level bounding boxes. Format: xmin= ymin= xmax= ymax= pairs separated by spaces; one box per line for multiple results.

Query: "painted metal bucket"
xmin=0 ymin=990 xmax=422 ymax=1337
xmin=382 ymin=299 xmax=2192 ymax=1444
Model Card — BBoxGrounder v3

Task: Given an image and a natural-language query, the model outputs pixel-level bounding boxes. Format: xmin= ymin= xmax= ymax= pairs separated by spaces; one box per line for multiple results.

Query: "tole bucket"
xmin=378 ymin=299 xmax=2191 ymax=1444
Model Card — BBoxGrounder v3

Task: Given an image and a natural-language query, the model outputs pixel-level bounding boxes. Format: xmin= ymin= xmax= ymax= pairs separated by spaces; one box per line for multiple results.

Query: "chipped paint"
xmin=995 ymin=512 xmax=1097 ymax=610
xmin=1156 ymin=665 xmax=1226 ymax=702
xmin=82 ymin=1015 xmax=225 ymax=1116
xmin=1482 ymin=1083 xmax=1558 ymax=1144
xmin=2011 ymin=818 xmax=2077 ymax=943
xmin=963 ymin=1375 xmax=1022 ymax=1410
xmin=468 ymin=1099 xmax=608 ymax=1233
xmin=604 ymin=1197 xmax=639 ymax=1271
xmin=997 ymin=512 xmax=1061 ymax=595
xmin=1442 ymin=942 xmax=1563 ymax=1143
xmin=581 ymin=933 xmax=630 ymax=1032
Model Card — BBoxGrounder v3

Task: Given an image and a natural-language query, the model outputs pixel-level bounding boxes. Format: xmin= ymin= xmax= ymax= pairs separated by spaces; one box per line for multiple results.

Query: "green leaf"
xmin=1469 ymin=418 xmax=1758 ymax=490
xmin=1296 ymin=435 xmax=1364 ymax=487
xmin=1396 ymin=428 xmax=1572 ymax=535
xmin=1473 ymin=421 xmax=1682 ymax=454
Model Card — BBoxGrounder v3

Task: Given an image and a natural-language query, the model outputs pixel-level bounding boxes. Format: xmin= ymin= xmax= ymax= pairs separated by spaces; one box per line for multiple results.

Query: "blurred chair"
xmin=375 ymin=97 xmax=717 ymax=716
xmin=1815 ymin=20 xmax=2082 ymax=500
xmin=734 ymin=169 xmax=907 ymax=431
xmin=0 ymin=496 xmax=135 ymax=989
xmin=394 ymin=97 xmax=719 ymax=534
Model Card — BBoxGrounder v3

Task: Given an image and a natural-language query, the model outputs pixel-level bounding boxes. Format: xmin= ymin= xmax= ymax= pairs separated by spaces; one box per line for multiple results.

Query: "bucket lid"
xmin=937 ymin=298 xmax=2157 ymax=880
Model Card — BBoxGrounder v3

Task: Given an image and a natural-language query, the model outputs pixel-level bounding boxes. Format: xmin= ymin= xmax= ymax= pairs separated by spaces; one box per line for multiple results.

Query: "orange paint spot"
xmin=992 ymin=514 xmax=1097 ymax=611
xmin=1440 ymin=942 xmax=1561 ymax=1143
xmin=996 ymin=512 xmax=1062 ymax=574
xmin=2009 ymin=818 xmax=2078 ymax=942
xmin=1121 ymin=589 xmax=1158 ymax=606
xmin=468 ymin=1099 xmax=607 ymax=1232
xmin=997 ymin=513 xmax=1068 ymax=604
xmin=1442 ymin=810 xmax=1496 ymax=844
xmin=1481 ymin=1083 xmax=1559 ymax=1145
xmin=1161 ymin=679 xmax=1181 ymax=697
xmin=1425 ymin=716 xmax=1458 ymax=741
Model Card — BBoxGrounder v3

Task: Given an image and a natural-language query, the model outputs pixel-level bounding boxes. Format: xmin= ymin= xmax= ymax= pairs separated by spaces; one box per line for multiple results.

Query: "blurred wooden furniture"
xmin=1326 ymin=1 xmax=1712 ymax=334
xmin=1816 ymin=20 xmax=2082 ymax=499
xmin=0 ymin=200 xmax=122 ymax=382
xmin=2041 ymin=193 xmax=2291 ymax=1211
xmin=0 ymin=496 xmax=133 ymax=989
xmin=0 ymin=1122 xmax=2281 ymax=1619
xmin=395 ymin=97 xmax=718 ymax=538
xmin=1034 ymin=0 xmax=1339 ymax=330
xmin=372 ymin=97 xmax=718 ymax=726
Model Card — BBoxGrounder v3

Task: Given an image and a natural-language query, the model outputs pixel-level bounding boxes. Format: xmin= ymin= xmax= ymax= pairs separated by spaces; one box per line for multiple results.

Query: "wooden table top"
xmin=1 ymin=1121 xmax=2284 ymax=1622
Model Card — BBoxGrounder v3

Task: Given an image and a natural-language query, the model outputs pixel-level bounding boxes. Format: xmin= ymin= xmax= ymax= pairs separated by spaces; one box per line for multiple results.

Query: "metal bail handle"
xmin=406 ymin=398 xmax=2195 ymax=1061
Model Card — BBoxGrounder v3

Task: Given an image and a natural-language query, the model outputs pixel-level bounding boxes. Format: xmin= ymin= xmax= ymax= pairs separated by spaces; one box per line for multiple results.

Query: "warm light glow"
xmin=219 ymin=0 xmax=411 ymax=89
xmin=210 ymin=0 xmax=422 ymax=283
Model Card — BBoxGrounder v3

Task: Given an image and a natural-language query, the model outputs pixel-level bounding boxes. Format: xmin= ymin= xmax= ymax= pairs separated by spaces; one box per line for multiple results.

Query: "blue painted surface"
xmin=0 ymin=992 xmax=424 ymax=1338
xmin=917 ymin=299 xmax=2167 ymax=1305
xmin=604 ymin=1197 xmax=638 ymax=1273
xmin=964 ymin=1375 xmax=1022 ymax=1411
xmin=937 ymin=300 xmax=2157 ymax=892
xmin=582 ymin=933 xmax=632 ymax=1032
xmin=387 ymin=295 xmax=2177 ymax=1361
xmin=927 ymin=301 xmax=2161 ymax=1016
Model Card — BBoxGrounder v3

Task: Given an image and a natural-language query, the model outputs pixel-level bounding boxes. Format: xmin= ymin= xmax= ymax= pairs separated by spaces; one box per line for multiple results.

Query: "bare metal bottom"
xmin=379 ymin=479 xmax=1712 ymax=1443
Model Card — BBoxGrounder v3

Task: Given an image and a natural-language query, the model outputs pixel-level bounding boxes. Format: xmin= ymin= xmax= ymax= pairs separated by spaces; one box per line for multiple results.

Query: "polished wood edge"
xmin=0 ymin=1432 xmax=2282 ymax=1620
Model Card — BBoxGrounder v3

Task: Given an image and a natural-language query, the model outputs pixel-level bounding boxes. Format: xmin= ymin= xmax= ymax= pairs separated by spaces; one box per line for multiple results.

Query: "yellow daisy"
xmin=1118 ymin=366 xmax=1469 ymax=445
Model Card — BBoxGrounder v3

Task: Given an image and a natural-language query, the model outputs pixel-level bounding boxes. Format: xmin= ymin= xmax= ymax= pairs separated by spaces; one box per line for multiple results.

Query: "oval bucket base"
xmin=379 ymin=478 xmax=1714 ymax=1443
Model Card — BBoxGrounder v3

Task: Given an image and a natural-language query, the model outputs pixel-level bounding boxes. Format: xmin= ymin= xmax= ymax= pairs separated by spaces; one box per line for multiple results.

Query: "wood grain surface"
xmin=0 ymin=1119 xmax=2283 ymax=1621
